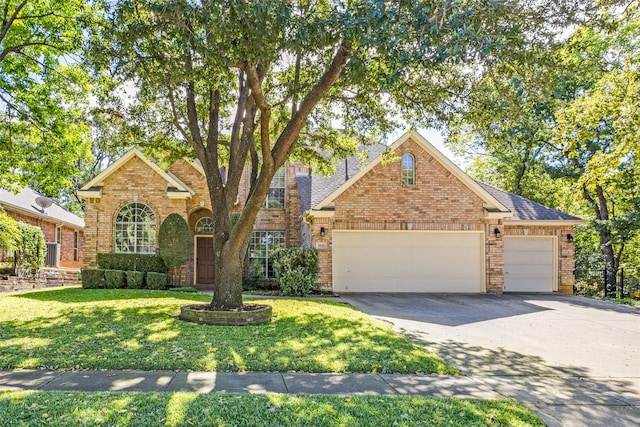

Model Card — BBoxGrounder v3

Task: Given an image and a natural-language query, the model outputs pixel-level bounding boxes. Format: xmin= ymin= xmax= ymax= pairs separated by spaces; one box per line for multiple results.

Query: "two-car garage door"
xmin=332 ymin=231 xmax=484 ymax=293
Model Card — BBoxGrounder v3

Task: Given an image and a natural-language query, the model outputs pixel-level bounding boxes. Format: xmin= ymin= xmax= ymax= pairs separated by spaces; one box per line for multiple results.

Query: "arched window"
xmin=402 ymin=154 xmax=415 ymax=185
xmin=114 ymin=203 xmax=156 ymax=253
xmin=195 ymin=217 xmax=213 ymax=234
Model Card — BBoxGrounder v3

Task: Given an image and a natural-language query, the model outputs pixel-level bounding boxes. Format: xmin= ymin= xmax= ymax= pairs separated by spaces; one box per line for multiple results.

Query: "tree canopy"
xmin=88 ymin=0 xmax=595 ymax=309
xmin=0 ymin=0 xmax=95 ymax=196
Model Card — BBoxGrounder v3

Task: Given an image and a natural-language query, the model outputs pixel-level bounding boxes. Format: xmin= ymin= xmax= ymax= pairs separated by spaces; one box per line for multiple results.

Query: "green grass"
xmin=0 ymin=391 xmax=544 ymax=427
xmin=0 ymin=288 xmax=455 ymax=374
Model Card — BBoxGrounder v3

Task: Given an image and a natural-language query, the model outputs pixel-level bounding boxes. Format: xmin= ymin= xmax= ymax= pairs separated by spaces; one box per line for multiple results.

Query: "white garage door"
xmin=503 ymin=237 xmax=555 ymax=292
xmin=332 ymin=231 xmax=484 ymax=293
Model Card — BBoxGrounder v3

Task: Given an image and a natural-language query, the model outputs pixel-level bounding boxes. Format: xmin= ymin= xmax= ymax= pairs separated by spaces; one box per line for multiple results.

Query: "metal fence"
xmin=575 ymin=267 xmax=640 ymax=299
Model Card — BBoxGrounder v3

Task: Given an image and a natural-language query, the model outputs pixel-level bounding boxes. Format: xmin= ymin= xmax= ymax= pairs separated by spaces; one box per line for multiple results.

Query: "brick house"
xmin=0 ymin=187 xmax=84 ymax=269
xmin=79 ymin=131 xmax=581 ymax=293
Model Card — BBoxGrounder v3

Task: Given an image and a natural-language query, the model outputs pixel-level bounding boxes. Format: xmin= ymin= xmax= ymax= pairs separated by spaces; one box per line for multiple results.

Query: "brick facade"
xmin=82 ymin=153 xmax=303 ymax=287
xmin=81 ymin=136 xmax=577 ymax=294
xmin=309 ymin=136 xmax=576 ymax=294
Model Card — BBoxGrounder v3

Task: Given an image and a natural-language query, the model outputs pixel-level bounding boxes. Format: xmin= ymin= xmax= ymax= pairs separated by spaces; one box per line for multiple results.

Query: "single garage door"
xmin=332 ymin=230 xmax=484 ymax=293
xmin=503 ymin=237 xmax=555 ymax=292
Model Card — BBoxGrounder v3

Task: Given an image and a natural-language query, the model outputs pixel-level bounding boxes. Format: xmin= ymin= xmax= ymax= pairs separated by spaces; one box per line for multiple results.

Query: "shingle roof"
xmin=0 ymin=187 xmax=85 ymax=229
xmin=296 ymin=140 xmax=580 ymax=223
xmin=308 ymin=144 xmax=388 ymax=208
xmin=476 ymin=181 xmax=581 ymax=221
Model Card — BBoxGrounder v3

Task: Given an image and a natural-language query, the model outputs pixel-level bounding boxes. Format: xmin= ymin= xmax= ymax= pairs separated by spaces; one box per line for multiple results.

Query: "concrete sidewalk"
xmin=2 ymin=369 xmax=639 ymax=426
xmin=0 ymin=369 xmax=501 ymax=398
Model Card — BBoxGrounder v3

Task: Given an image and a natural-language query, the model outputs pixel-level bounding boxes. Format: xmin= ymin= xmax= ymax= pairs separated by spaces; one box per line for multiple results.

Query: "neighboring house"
xmin=0 ymin=187 xmax=84 ymax=269
xmin=79 ymin=131 xmax=581 ymax=294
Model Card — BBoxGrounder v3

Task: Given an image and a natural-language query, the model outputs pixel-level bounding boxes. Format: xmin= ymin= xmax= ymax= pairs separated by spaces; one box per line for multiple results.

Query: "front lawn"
xmin=0 ymin=288 xmax=455 ymax=374
xmin=0 ymin=391 xmax=544 ymax=427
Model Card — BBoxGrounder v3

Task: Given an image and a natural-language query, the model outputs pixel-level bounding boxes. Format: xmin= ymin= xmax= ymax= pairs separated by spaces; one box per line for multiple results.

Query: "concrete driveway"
xmin=341 ymin=293 xmax=640 ymax=427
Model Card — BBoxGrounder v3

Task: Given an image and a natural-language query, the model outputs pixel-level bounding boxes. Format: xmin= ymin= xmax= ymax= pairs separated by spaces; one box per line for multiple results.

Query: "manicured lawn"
xmin=0 ymin=288 xmax=455 ymax=374
xmin=0 ymin=391 xmax=544 ymax=426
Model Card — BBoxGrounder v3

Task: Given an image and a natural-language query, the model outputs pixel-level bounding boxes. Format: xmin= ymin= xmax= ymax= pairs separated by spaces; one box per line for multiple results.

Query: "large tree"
xmin=93 ymin=0 xmax=572 ymax=309
xmin=0 ymin=0 xmax=94 ymax=194
xmin=445 ymin=1 xmax=640 ymax=291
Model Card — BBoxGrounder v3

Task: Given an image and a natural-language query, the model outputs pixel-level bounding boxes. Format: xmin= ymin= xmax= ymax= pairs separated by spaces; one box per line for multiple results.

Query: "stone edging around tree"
xmin=179 ymin=303 xmax=272 ymax=326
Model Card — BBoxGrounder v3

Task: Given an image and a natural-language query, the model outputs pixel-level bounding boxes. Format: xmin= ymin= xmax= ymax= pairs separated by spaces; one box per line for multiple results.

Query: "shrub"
xmin=81 ymin=269 xmax=105 ymax=289
xmin=279 ymin=270 xmax=316 ymax=297
xmin=104 ymin=269 xmax=126 ymax=289
xmin=270 ymin=247 xmax=319 ymax=297
xmin=126 ymin=271 xmax=145 ymax=289
xmin=97 ymin=253 xmax=167 ymax=273
xmin=146 ymin=272 xmax=168 ymax=290
xmin=158 ymin=213 xmax=191 ymax=286
xmin=15 ymin=222 xmax=46 ymax=278
xmin=0 ymin=208 xmax=19 ymax=253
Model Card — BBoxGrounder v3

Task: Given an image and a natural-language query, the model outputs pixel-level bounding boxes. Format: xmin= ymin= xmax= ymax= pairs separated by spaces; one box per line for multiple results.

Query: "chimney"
xmin=344 ymin=158 xmax=349 ymax=181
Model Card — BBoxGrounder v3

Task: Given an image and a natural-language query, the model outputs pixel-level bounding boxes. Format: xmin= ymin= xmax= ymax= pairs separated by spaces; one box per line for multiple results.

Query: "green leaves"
xmin=158 ymin=213 xmax=191 ymax=268
xmin=0 ymin=0 xmax=93 ymax=194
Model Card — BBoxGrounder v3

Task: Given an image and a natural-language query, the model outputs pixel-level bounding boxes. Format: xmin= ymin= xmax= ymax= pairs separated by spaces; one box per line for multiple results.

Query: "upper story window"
xmin=114 ymin=203 xmax=156 ymax=254
xmin=195 ymin=217 xmax=213 ymax=234
xmin=401 ymin=154 xmax=415 ymax=185
xmin=263 ymin=167 xmax=285 ymax=208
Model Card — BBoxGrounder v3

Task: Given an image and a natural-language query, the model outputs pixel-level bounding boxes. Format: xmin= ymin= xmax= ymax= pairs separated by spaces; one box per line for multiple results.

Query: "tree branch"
xmin=0 ymin=0 xmax=27 ymax=46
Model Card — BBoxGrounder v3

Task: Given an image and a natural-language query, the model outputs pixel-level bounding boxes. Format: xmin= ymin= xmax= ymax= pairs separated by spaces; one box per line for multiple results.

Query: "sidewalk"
xmin=2 ymin=369 xmax=639 ymax=426
xmin=0 ymin=369 xmax=500 ymax=398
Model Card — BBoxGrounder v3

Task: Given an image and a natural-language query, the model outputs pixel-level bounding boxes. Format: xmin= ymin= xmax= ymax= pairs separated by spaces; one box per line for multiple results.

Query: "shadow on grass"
xmin=0 ymin=289 xmax=453 ymax=374
xmin=0 ymin=391 xmax=545 ymax=427
xmin=12 ymin=287 xmax=210 ymax=303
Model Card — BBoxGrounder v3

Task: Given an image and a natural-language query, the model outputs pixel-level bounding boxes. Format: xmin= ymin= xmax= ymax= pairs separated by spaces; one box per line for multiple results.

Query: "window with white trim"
xmin=195 ymin=217 xmax=213 ymax=234
xmin=248 ymin=231 xmax=285 ymax=278
xmin=114 ymin=203 xmax=156 ymax=254
xmin=401 ymin=154 xmax=415 ymax=185
xmin=263 ymin=167 xmax=285 ymax=208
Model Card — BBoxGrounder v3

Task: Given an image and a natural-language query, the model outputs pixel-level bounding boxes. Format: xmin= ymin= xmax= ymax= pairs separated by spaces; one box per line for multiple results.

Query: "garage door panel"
xmin=332 ymin=231 xmax=484 ymax=293
xmin=504 ymin=237 xmax=555 ymax=292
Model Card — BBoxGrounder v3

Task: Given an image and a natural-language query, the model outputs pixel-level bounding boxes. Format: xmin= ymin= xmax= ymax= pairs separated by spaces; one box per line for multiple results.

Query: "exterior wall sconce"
xmin=132 ymin=194 xmax=138 ymax=202
xmin=199 ymin=200 xmax=205 ymax=207
xmin=320 ymin=227 xmax=325 ymax=237
xmin=567 ymin=233 xmax=574 ymax=243
xmin=494 ymin=228 xmax=502 ymax=238
xmin=406 ymin=222 xmax=413 ymax=230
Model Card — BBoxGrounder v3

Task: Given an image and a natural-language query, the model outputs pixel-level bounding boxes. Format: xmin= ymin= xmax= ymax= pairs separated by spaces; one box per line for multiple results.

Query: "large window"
xmin=263 ymin=167 xmax=285 ymax=208
xmin=248 ymin=231 xmax=285 ymax=279
xmin=114 ymin=203 xmax=156 ymax=254
xmin=195 ymin=217 xmax=213 ymax=234
xmin=401 ymin=154 xmax=415 ymax=185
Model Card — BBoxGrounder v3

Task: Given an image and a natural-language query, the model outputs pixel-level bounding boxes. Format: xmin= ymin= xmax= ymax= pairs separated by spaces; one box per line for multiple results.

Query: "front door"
xmin=196 ymin=237 xmax=215 ymax=285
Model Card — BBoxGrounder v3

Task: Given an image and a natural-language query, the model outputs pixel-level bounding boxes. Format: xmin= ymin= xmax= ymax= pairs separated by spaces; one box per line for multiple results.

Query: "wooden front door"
xmin=196 ymin=237 xmax=215 ymax=285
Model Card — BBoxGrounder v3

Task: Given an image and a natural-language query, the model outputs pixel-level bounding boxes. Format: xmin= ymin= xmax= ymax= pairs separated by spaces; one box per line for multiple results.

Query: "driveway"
xmin=340 ymin=293 xmax=640 ymax=427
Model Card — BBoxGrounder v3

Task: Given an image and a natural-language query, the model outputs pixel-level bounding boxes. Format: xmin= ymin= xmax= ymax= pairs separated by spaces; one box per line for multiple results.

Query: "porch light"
xmin=320 ymin=227 xmax=326 ymax=237
xmin=406 ymin=222 xmax=413 ymax=230
xmin=567 ymin=233 xmax=574 ymax=243
xmin=200 ymin=199 xmax=205 ymax=207
xmin=494 ymin=228 xmax=501 ymax=238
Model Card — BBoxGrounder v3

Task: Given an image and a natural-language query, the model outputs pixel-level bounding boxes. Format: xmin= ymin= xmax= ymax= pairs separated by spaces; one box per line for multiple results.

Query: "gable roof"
xmin=310 ymin=131 xmax=511 ymax=215
xmin=476 ymin=181 xmax=582 ymax=223
xmin=0 ymin=187 xmax=84 ymax=229
xmin=78 ymin=148 xmax=193 ymax=199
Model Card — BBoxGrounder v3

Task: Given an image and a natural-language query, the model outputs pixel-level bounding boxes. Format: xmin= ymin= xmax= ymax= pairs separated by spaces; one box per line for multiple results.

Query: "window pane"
xmin=195 ymin=217 xmax=213 ymax=234
xmin=263 ymin=167 xmax=286 ymax=208
xmin=114 ymin=203 xmax=156 ymax=253
xmin=248 ymin=231 xmax=285 ymax=278
xmin=402 ymin=154 xmax=415 ymax=185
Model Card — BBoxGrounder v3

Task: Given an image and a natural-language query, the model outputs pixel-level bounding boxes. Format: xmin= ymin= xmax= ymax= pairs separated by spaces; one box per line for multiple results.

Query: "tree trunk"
xmin=211 ymin=242 xmax=244 ymax=309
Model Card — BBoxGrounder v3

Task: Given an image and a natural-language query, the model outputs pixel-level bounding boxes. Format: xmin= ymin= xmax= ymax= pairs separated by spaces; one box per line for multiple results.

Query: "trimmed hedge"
xmin=104 ymin=269 xmax=126 ymax=289
xmin=97 ymin=253 xmax=167 ymax=273
xmin=126 ymin=271 xmax=145 ymax=289
xmin=81 ymin=269 xmax=105 ymax=289
xmin=146 ymin=272 xmax=168 ymax=290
